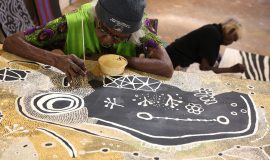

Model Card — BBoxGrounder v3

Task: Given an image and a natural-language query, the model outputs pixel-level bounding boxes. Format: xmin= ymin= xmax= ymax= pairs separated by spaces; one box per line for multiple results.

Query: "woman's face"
xmin=94 ymin=18 xmax=131 ymax=48
xmin=222 ymin=30 xmax=239 ymax=46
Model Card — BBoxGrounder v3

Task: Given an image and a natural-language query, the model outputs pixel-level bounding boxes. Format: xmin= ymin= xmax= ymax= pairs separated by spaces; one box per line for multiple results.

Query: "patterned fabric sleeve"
xmin=140 ymin=17 xmax=163 ymax=48
xmin=24 ymin=16 xmax=68 ymax=51
xmin=130 ymin=14 xmax=163 ymax=56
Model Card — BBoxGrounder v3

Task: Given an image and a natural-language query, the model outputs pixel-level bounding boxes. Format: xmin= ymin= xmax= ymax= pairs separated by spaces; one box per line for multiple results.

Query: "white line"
xmin=224 ymin=145 xmax=270 ymax=160
xmin=2 ymin=74 xmax=21 ymax=79
xmin=256 ymin=54 xmax=263 ymax=81
xmin=3 ymin=68 xmax=7 ymax=81
xmin=82 ymin=149 xmax=153 ymax=159
xmin=251 ymin=125 xmax=269 ymax=143
xmin=262 ymin=149 xmax=270 ymax=159
xmin=221 ymin=146 xmax=236 ymax=153
xmin=120 ymin=77 xmax=126 ymax=87
xmin=263 ymin=56 xmax=269 ymax=81
xmin=9 ymin=70 xmax=24 ymax=79
xmin=224 ymin=154 xmax=250 ymax=160
xmin=182 ymin=155 xmax=218 ymax=160
xmin=225 ymin=145 xmax=270 ymax=160
xmin=242 ymin=73 xmax=247 ymax=79
xmin=220 ymin=156 xmax=226 ymax=160
xmin=262 ymin=144 xmax=270 ymax=148
xmin=248 ymin=52 xmax=259 ymax=80
xmin=241 ymin=51 xmax=254 ymax=80
xmin=81 ymin=17 xmax=85 ymax=64
xmin=136 ymin=77 xmax=146 ymax=83
xmin=251 ymin=108 xmax=269 ymax=143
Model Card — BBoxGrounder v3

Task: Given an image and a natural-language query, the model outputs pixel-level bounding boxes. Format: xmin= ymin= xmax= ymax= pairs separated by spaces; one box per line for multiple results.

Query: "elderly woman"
xmin=166 ymin=18 xmax=245 ymax=73
xmin=3 ymin=0 xmax=173 ymax=82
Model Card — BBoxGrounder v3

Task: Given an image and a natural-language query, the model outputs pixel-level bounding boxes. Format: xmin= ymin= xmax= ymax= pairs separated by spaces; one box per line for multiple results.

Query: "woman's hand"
xmin=229 ymin=63 xmax=246 ymax=73
xmin=55 ymin=54 xmax=87 ymax=82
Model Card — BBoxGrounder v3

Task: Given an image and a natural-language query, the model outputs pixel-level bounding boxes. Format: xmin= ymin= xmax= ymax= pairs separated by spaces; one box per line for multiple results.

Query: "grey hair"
xmin=91 ymin=0 xmax=97 ymax=16
xmin=222 ymin=18 xmax=242 ymax=40
xmin=90 ymin=0 xmax=98 ymax=6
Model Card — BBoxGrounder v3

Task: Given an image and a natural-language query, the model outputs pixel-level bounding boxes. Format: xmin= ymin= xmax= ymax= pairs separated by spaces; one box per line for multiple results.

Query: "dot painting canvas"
xmin=0 ymin=50 xmax=270 ymax=160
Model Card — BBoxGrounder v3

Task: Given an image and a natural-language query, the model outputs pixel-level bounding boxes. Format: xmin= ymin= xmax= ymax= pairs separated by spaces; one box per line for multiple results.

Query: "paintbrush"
xmin=81 ymin=17 xmax=88 ymax=85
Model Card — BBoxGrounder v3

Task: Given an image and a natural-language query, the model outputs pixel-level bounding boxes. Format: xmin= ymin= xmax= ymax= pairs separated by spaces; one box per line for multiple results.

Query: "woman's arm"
xmin=200 ymin=58 xmax=245 ymax=73
xmin=126 ymin=45 xmax=174 ymax=78
xmin=3 ymin=32 xmax=86 ymax=82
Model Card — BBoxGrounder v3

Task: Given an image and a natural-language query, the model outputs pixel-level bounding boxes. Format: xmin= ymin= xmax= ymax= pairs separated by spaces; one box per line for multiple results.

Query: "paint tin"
xmin=98 ymin=54 xmax=128 ymax=76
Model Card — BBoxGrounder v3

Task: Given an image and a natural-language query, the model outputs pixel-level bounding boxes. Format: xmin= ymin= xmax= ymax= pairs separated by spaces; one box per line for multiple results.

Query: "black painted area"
xmin=0 ymin=68 xmax=28 ymax=81
xmin=133 ymin=153 xmax=139 ymax=156
xmin=53 ymin=101 xmax=71 ymax=109
xmin=88 ymin=79 xmax=103 ymax=89
xmin=84 ymin=76 xmax=257 ymax=145
xmin=43 ymin=65 xmax=51 ymax=69
xmin=63 ymin=77 xmax=69 ymax=87
xmin=8 ymin=70 xmax=19 ymax=77
xmin=102 ymin=148 xmax=109 ymax=152
xmin=5 ymin=76 xmax=18 ymax=81
xmin=13 ymin=70 xmax=27 ymax=78
xmin=45 ymin=143 xmax=53 ymax=146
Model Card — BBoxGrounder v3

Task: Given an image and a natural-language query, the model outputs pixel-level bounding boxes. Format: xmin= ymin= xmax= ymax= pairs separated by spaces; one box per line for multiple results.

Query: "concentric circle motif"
xmin=230 ymin=103 xmax=238 ymax=107
xmin=217 ymin=116 xmax=230 ymax=125
xmin=137 ymin=112 xmax=153 ymax=120
xmin=231 ymin=111 xmax=238 ymax=116
xmin=30 ymin=93 xmax=84 ymax=115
